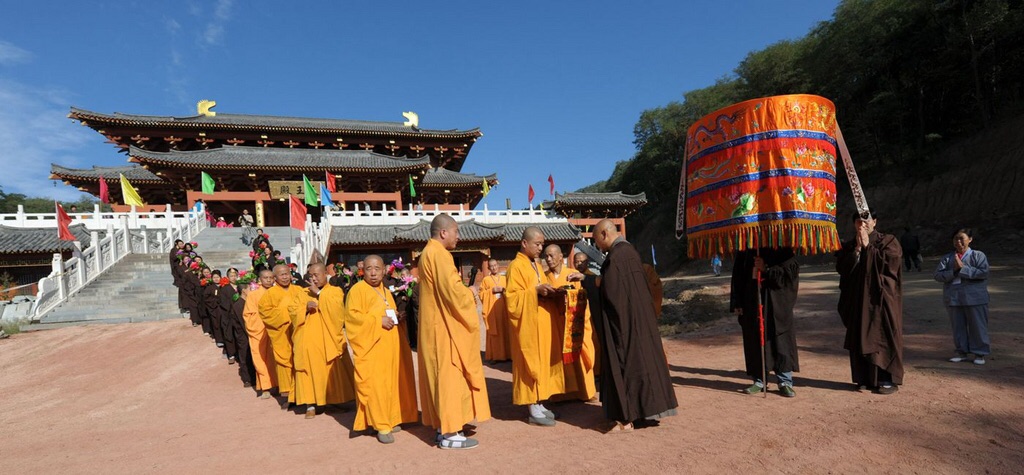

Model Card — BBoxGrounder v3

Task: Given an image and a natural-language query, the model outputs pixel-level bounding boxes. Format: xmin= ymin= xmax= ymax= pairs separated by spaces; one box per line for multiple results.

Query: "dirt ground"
xmin=1 ymin=256 xmax=1022 ymax=474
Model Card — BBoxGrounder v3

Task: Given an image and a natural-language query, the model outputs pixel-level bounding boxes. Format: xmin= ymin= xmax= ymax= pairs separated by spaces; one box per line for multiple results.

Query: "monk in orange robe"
xmin=258 ymin=264 xmax=308 ymax=409
xmin=505 ymin=227 xmax=566 ymax=426
xmin=643 ymin=263 xmax=664 ymax=318
xmin=345 ymin=255 xmax=418 ymax=444
xmin=479 ymin=258 xmax=511 ymax=362
xmin=542 ymin=244 xmax=596 ymax=402
xmin=418 ymin=214 xmax=491 ymax=449
xmin=242 ymin=269 xmax=278 ymax=398
xmin=293 ymin=263 xmax=356 ymax=419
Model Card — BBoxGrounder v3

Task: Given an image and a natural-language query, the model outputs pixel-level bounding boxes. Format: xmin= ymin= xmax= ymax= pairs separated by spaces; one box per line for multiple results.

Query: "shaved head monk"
xmin=345 ymin=255 xmax=418 ymax=444
xmin=418 ymin=214 xmax=491 ymax=449
xmin=243 ymin=269 xmax=278 ymax=398
xmin=593 ymin=219 xmax=678 ymax=432
xmin=258 ymin=264 xmax=309 ymax=410
xmin=505 ymin=227 xmax=565 ymax=426
xmin=542 ymin=244 xmax=595 ymax=402
xmin=479 ymin=258 xmax=511 ymax=362
xmin=293 ymin=263 xmax=356 ymax=419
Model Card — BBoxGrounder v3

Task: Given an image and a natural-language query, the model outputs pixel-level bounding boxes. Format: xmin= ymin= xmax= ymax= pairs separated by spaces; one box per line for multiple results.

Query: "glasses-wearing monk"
xmin=243 ymin=269 xmax=278 ymax=398
xmin=592 ymin=219 xmax=678 ymax=432
xmin=345 ymin=255 xmax=419 ymax=444
xmin=479 ymin=259 xmax=511 ymax=362
xmin=505 ymin=227 xmax=563 ymax=427
xmin=542 ymin=244 xmax=595 ymax=402
xmin=417 ymin=214 xmax=491 ymax=449
xmin=258 ymin=264 xmax=311 ymax=410
xmin=293 ymin=263 xmax=356 ymax=419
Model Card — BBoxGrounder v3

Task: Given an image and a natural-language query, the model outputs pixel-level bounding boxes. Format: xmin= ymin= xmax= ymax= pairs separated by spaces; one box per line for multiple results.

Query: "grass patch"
xmin=1 ymin=321 xmax=22 ymax=335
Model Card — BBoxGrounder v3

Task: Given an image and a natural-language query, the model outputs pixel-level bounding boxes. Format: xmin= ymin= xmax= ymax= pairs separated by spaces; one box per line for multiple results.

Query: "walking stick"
xmin=754 ymin=254 xmax=767 ymax=398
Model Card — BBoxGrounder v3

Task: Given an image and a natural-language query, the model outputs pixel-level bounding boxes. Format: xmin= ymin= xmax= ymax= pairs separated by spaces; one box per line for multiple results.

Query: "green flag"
xmin=303 ymin=175 xmax=317 ymax=206
xmin=201 ymin=171 xmax=215 ymax=195
xmin=408 ymin=175 xmax=417 ymax=198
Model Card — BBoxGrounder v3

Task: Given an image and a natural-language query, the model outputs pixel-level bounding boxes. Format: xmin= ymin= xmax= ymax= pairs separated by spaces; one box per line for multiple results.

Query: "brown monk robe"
xmin=593 ymin=220 xmax=677 ymax=431
xmin=542 ymin=245 xmax=596 ymax=402
xmin=479 ymin=259 xmax=511 ymax=362
xmin=258 ymin=264 xmax=309 ymax=408
xmin=293 ymin=263 xmax=356 ymax=418
xmin=417 ymin=214 xmax=490 ymax=449
xmin=229 ymin=284 xmax=256 ymax=387
xmin=203 ymin=269 xmax=225 ymax=348
xmin=642 ymin=264 xmax=663 ymax=318
xmin=182 ymin=264 xmax=203 ymax=328
xmin=219 ymin=269 xmax=242 ymax=363
xmin=836 ymin=212 xmax=904 ymax=394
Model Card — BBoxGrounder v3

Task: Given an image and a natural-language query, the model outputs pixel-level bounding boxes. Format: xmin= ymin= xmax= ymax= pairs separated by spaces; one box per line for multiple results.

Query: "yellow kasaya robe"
xmin=258 ymin=284 xmax=306 ymax=396
xmin=544 ymin=269 xmax=596 ymax=401
xmin=292 ymin=283 xmax=356 ymax=407
xmin=417 ymin=238 xmax=491 ymax=434
xmin=345 ymin=280 xmax=419 ymax=433
xmin=505 ymin=252 xmax=565 ymax=405
xmin=242 ymin=286 xmax=277 ymax=391
xmin=479 ymin=274 xmax=512 ymax=362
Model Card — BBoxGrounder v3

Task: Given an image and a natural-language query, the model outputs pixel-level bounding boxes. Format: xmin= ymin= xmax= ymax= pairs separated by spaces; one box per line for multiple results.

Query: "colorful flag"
xmin=201 ymin=171 xmax=216 ymax=195
xmin=119 ymin=174 xmax=145 ymax=207
xmin=528 ymin=184 xmax=535 ymax=203
xmin=548 ymin=174 xmax=555 ymax=196
xmin=325 ymin=171 xmax=337 ymax=193
xmin=408 ymin=175 xmax=417 ymax=198
xmin=289 ymin=194 xmax=306 ymax=231
xmin=302 ymin=175 xmax=317 ymax=206
xmin=482 ymin=179 xmax=490 ymax=197
xmin=98 ymin=176 xmax=109 ymax=204
xmin=320 ymin=183 xmax=334 ymax=208
xmin=56 ymin=202 xmax=75 ymax=241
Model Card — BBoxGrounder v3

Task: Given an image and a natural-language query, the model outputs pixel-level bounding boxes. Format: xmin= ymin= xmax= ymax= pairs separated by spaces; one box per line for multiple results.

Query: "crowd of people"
xmin=166 ymin=210 xmax=993 ymax=449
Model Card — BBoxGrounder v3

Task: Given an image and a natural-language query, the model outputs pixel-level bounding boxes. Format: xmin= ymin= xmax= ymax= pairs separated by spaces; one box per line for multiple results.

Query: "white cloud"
xmin=0 ymin=79 xmax=94 ymax=201
xmin=200 ymin=0 xmax=233 ymax=46
xmin=0 ymin=40 xmax=32 ymax=65
xmin=165 ymin=17 xmax=181 ymax=34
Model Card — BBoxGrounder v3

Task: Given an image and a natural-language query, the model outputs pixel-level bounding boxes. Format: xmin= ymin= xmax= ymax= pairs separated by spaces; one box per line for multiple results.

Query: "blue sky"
xmin=0 ymin=0 xmax=839 ymax=207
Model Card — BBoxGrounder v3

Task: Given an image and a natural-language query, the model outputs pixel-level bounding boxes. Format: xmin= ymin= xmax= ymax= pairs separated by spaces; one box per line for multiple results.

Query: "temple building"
xmin=54 ymin=102 xmax=496 ymax=226
xmin=544 ymin=191 xmax=647 ymax=240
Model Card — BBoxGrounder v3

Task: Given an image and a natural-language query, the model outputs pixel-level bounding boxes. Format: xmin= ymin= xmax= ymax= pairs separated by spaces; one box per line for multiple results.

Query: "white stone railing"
xmin=1 ymin=204 xmax=199 ymax=232
xmin=322 ymin=203 xmax=566 ymax=226
xmin=29 ymin=206 xmax=208 ymax=322
xmin=289 ymin=213 xmax=332 ymax=273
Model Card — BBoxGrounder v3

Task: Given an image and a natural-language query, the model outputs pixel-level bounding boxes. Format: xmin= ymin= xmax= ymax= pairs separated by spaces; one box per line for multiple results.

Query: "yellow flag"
xmin=482 ymin=179 xmax=490 ymax=197
xmin=120 ymin=173 xmax=145 ymax=207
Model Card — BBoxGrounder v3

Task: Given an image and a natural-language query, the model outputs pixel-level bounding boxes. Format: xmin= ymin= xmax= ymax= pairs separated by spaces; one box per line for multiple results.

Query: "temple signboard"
xmin=268 ymin=180 xmax=324 ymax=200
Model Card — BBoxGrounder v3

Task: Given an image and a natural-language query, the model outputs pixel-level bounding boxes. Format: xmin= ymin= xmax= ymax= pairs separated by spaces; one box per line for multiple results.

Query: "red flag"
xmin=528 ymin=184 xmax=535 ymax=203
xmin=289 ymin=194 xmax=306 ymax=230
xmin=325 ymin=171 xmax=337 ymax=193
xmin=56 ymin=202 xmax=75 ymax=241
xmin=548 ymin=174 xmax=555 ymax=195
xmin=98 ymin=176 xmax=110 ymax=204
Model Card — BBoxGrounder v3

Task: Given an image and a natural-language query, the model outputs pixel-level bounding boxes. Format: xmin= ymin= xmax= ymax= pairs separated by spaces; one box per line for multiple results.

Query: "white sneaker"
xmin=949 ymin=354 xmax=970 ymax=363
xmin=973 ymin=357 xmax=986 ymax=365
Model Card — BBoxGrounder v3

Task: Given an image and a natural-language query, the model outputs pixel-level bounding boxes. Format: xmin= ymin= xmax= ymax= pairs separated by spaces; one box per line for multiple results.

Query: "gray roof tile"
xmin=420 ymin=167 xmax=497 ymax=186
xmin=0 ymin=224 xmax=92 ymax=254
xmin=330 ymin=220 xmax=581 ymax=246
xmin=551 ymin=191 xmax=648 ymax=207
xmin=129 ymin=146 xmax=430 ymax=171
xmin=51 ymin=164 xmax=162 ymax=182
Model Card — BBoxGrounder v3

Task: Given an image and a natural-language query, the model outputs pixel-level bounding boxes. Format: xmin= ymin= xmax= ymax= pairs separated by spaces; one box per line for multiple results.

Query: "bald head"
xmin=309 ymin=263 xmax=328 ymax=288
xmin=363 ymin=254 xmax=384 ymax=287
xmin=593 ymin=219 xmax=620 ymax=252
xmin=543 ymin=244 xmax=564 ymax=273
xmin=431 ymin=213 xmax=460 ymax=250
xmin=272 ymin=264 xmax=291 ymax=287
xmin=487 ymin=258 xmax=499 ymax=275
xmin=520 ymin=226 xmax=545 ymax=259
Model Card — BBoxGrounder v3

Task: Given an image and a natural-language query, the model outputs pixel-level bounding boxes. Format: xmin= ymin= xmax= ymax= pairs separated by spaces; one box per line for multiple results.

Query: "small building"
xmin=0 ymin=224 xmax=91 ymax=286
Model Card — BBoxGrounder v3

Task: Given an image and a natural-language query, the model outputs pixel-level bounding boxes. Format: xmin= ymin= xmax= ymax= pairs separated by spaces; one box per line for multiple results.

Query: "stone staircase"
xmin=36 ymin=254 xmax=182 ymax=328
xmin=189 ymin=226 xmax=299 ymax=271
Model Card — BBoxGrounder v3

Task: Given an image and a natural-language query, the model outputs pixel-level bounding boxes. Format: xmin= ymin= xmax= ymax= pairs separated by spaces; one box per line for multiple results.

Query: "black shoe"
xmin=876 ymin=384 xmax=899 ymax=395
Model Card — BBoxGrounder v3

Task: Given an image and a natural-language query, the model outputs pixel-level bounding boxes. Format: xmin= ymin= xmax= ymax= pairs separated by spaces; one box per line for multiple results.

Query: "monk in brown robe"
xmin=642 ymin=264 xmax=663 ymax=318
xmin=836 ymin=211 xmax=904 ymax=394
xmin=417 ymin=214 xmax=491 ymax=449
xmin=593 ymin=219 xmax=678 ymax=432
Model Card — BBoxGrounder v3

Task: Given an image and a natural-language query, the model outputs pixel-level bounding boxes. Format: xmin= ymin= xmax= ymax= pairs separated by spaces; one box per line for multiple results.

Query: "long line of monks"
xmin=169 ymin=215 xmax=679 ymax=449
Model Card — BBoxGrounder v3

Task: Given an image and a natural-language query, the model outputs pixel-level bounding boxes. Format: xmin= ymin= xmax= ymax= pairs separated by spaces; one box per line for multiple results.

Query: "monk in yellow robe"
xmin=293 ymin=263 xmax=357 ymax=419
xmin=418 ymin=214 xmax=490 ymax=450
xmin=542 ymin=244 xmax=596 ymax=402
xmin=479 ymin=258 xmax=511 ymax=362
xmin=345 ymin=255 xmax=418 ymax=444
xmin=258 ymin=264 xmax=308 ymax=409
xmin=505 ymin=227 xmax=565 ymax=426
xmin=242 ymin=269 xmax=277 ymax=398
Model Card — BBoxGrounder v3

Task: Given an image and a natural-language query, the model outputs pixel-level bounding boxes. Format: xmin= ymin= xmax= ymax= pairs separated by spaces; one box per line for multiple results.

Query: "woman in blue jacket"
xmin=934 ymin=228 xmax=991 ymax=365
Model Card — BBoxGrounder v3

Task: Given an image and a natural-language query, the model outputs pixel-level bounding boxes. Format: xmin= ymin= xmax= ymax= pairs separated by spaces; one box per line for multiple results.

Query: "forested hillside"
xmin=588 ymin=0 xmax=1024 ymax=269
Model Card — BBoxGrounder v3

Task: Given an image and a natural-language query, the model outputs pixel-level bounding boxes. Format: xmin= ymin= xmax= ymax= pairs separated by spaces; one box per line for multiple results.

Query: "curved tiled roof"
xmin=330 ymin=220 xmax=581 ymax=246
xmin=552 ymin=191 xmax=648 ymax=207
xmin=0 ymin=224 xmax=92 ymax=253
xmin=420 ymin=167 xmax=498 ymax=187
xmin=69 ymin=107 xmax=482 ymax=139
xmin=50 ymin=164 xmax=162 ymax=183
xmin=129 ymin=146 xmax=431 ymax=172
